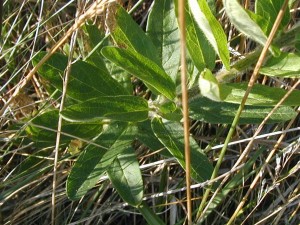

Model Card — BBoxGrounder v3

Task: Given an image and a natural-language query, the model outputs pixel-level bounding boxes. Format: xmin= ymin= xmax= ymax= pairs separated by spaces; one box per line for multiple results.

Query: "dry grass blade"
xmin=0 ymin=0 xmax=113 ymax=118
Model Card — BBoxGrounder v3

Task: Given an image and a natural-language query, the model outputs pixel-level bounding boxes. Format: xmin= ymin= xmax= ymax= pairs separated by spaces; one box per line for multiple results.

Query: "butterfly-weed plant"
xmin=1 ymin=0 xmax=299 ymax=224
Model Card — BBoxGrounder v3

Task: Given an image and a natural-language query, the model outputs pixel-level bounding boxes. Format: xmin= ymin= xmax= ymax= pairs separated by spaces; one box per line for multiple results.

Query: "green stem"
xmin=196 ymin=103 xmax=243 ymax=220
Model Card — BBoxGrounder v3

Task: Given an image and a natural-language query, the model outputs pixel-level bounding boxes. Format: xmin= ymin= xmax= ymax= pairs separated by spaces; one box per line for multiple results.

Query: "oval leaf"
xmin=107 ymin=147 xmax=143 ymax=207
xmin=255 ymin=0 xmax=290 ymax=35
xmin=184 ymin=1 xmax=216 ymax=72
xmin=61 ymin=95 xmax=149 ymax=122
xmin=138 ymin=202 xmax=165 ymax=225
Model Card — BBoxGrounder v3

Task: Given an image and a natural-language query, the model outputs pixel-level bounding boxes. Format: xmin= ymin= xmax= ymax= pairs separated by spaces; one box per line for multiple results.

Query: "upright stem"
xmin=178 ymin=0 xmax=192 ymax=224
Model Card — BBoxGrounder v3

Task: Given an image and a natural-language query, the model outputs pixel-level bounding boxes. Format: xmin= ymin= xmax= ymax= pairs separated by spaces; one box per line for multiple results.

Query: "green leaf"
xmin=106 ymin=3 xmax=161 ymax=65
xmin=151 ymin=117 xmax=213 ymax=182
xmin=188 ymin=0 xmax=230 ymax=69
xmin=26 ymin=110 xmax=103 ymax=147
xmin=147 ymin=0 xmax=180 ymax=82
xmin=255 ymin=0 xmax=290 ymax=35
xmin=137 ymin=120 xmax=165 ymax=151
xmin=184 ymin=1 xmax=216 ymax=72
xmin=61 ymin=95 xmax=149 ymax=122
xmin=137 ymin=120 xmax=172 ymax=157
xmin=102 ymin=47 xmax=176 ymax=100
xmin=66 ymin=122 xmax=135 ymax=200
xmin=83 ymin=23 xmax=109 ymax=70
xmin=223 ymin=0 xmax=279 ymax=56
xmin=33 ymin=52 xmax=129 ymax=101
xmin=190 ymin=97 xmax=297 ymax=124
xmin=260 ymin=52 xmax=300 ymax=78
xmin=138 ymin=202 xmax=165 ymax=225
xmin=107 ymin=147 xmax=143 ymax=206
xmin=221 ymin=83 xmax=300 ymax=106
xmin=199 ymin=69 xmax=222 ymax=102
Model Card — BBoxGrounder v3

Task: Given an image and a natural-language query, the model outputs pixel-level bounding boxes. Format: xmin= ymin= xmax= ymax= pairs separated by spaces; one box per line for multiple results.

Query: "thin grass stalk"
xmin=227 ymin=81 xmax=300 ymax=224
xmin=0 ymin=0 xmax=3 ymax=38
xmin=0 ymin=0 xmax=113 ymax=118
xmin=178 ymin=0 xmax=192 ymax=223
xmin=196 ymin=0 xmax=290 ymax=222
xmin=51 ymin=26 xmax=78 ymax=225
xmin=200 ymin=76 xmax=300 ymax=224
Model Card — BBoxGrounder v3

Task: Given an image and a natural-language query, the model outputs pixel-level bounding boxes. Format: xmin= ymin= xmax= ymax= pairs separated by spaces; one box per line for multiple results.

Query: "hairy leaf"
xmin=107 ymin=147 xmax=143 ymax=206
xmin=147 ymin=0 xmax=180 ymax=82
xmin=26 ymin=110 xmax=102 ymax=147
xmin=199 ymin=69 xmax=222 ymax=101
xmin=188 ymin=0 xmax=230 ymax=69
xmin=102 ymin=47 xmax=176 ymax=100
xmin=106 ymin=3 xmax=161 ymax=65
xmin=61 ymin=95 xmax=149 ymax=122
xmin=221 ymin=83 xmax=300 ymax=106
xmin=151 ymin=117 xmax=213 ymax=182
xmin=223 ymin=0 xmax=279 ymax=56
xmin=33 ymin=52 xmax=129 ymax=101
xmin=66 ymin=122 xmax=135 ymax=200
xmin=255 ymin=0 xmax=290 ymax=35
xmin=260 ymin=52 xmax=300 ymax=78
xmin=190 ymin=97 xmax=297 ymax=124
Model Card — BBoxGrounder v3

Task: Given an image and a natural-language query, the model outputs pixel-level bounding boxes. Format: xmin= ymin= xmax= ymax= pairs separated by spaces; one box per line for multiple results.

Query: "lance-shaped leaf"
xmin=107 ymin=147 xmax=143 ymax=207
xmin=151 ymin=117 xmax=213 ymax=182
xmin=188 ymin=0 xmax=230 ymax=69
xmin=184 ymin=1 xmax=216 ymax=72
xmin=83 ymin=23 xmax=109 ymax=70
xmin=223 ymin=0 xmax=279 ymax=56
xmin=33 ymin=52 xmax=129 ymax=101
xmin=260 ymin=52 xmax=300 ymax=78
xmin=106 ymin=3 xmax=161 ymax=65
xmin=255 ymin=0 xmax=290 ymax=35
xmin=61 ymin=95 xmax=149 ymax=122
xmin=190 ymin=97 xmax=297 ymax=124
xmin=138 ymin=202 xmax=165 ymax=225
xmin=67 ymin=122 xmax=135 ymax=200
xmin=102 ymin=47 xmax=176 ymax=100
xmin=221 ymin=83 xmax=300 ymax=106
xmin=147 ymin=0 xmax=180 ymax=82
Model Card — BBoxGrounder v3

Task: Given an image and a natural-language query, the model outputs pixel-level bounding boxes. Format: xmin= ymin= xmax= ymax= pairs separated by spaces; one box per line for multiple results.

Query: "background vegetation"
xmin=0 ymin=0 xmax=299 ymax=224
